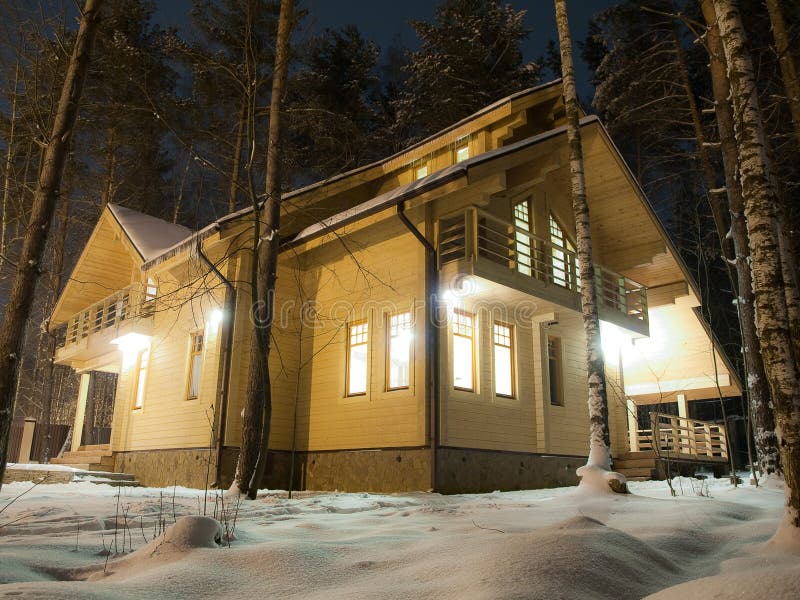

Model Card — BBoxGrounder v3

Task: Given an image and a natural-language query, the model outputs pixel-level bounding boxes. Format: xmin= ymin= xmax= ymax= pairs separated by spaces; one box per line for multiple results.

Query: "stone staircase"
xmin=613 ymin=451 xmax=659 ymax=481
xmin=50 ymin=443 xmax=115 ymax=471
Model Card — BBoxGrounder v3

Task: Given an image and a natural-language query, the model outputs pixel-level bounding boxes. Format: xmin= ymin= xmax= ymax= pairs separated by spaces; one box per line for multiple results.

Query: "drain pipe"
xmin=196 ymin=241 xmax=237 ymax=487
xmin=397 ymin=201 xmax=440 ymax=492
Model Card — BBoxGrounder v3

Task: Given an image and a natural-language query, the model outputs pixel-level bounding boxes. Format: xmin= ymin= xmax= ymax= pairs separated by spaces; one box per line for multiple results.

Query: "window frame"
xmin=547 ymin=335 xmax=564 ymax=406
xmin=132 ymin=347 xmax=150 ymax=411
xmin=492 ymin=321 xmax=515 ymax=399
xmin=186 ymin=331 xmax=205 ymax=400
xmin=452 ymin=308 xmax=476 ymax=392
xmin=414 ymin=163 xmax=429 ymax=180
xmin=454 ymin=141 xmax=469 ymax=163
xmin=386 ymin=311 xmax=413 ymax=391
xmin=346 ymin=319 xmax=370 ymax=397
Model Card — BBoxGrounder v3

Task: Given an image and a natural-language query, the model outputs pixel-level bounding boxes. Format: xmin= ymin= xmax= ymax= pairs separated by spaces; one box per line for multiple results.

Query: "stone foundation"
xmin=435 ymin=447 xmax=583 ymax=494
xmin=112 ymin=445 xmax=587 ymax=493
xmin=3 ymin=467 xmax=74 ymax=485
xmin=114 ymin=448 xmax=218 ymax=488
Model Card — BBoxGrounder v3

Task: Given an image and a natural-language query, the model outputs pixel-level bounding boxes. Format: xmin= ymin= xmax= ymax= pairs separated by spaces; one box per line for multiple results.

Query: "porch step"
xmin=617 ymin=467 xmax=657 ymax=479
xmin=73 ymin=470 xmax=140 ymax=487
xmin=78 ymin=444 xmax=112 ymax=455
xmin=614 ymin=457 xmax=658 ymax=469
xmin=52 ymin=445 xmax=115 ymax=471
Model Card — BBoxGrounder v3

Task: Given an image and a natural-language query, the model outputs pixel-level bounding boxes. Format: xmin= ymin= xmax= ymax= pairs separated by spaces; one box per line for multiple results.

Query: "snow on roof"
xmin=107 ymin=204 xmax=193 ymax=261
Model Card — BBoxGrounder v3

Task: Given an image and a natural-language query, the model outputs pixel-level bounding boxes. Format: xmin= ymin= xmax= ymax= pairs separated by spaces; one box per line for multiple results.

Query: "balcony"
xmin=437 ymin=207 xmax=648 ymax=335
xmin=54 ymin=283 xmax=156 ymax=368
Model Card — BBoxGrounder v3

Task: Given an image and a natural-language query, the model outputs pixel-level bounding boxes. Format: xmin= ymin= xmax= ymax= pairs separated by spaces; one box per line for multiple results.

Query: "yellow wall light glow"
xmin=111 ymin=332 xmax=151 ymax=370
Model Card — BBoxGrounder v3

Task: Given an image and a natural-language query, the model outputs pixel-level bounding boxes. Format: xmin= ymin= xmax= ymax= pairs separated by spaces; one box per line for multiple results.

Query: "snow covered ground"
xmin=0 ymin=474 xmax=796 ymax=599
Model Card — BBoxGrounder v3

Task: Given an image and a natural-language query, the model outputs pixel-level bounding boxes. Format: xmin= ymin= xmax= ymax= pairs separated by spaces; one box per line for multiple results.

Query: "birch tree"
xmin=765 ymin=0 xmax=800 ymax=147
xmin=712 ymin=0 xmax=800 ymax=542
xmin=699 ymin=0 xmax=780 ymax=478
xmin=0 ymin=0 xmax=102 ymax=488
xmin=554 ymin=0 xmax=626 ymax=494
xmin=236 ymin=0 xmax=294 ymax=500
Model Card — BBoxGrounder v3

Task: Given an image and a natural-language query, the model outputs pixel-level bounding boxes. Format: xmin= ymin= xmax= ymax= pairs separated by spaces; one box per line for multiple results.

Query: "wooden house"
xmin=48 ymin=80 xmax=740 ymax=491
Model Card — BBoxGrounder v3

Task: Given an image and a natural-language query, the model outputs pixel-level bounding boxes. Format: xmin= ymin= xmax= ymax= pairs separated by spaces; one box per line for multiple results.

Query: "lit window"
xmin=452 ymin=310 xmax=475 ymax=391
xmin=549 ymin=214 xmax=577 ymax=289
xmin=548 ymin=336 xmax=563 ymax=406
xmin=347 ymin=321 xmax=369 ymax=395
xmin=133 ymin=347 xmax=150 ymax=410
xmin=514 ymin=200 xmax=532 ymax=277
xmin=493 ymin=323 xmax=514 ymax=397
xmin=455 ymin=144 xmax=469 ymax=163
xmin=145 ymin=277 xmax=157 ymax=302
xmin=388 ymin=312 xmax=412 ymax=390
xmin=187 ymin=333 xmax=204 ymax=399
xmin=415 ymin=164 xmax=428 ymax=180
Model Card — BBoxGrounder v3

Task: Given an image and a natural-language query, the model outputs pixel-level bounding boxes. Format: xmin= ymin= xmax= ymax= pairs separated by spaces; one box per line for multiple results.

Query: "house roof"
xmin=107 ymin=204 xmax=191 ymax=262
xmin=141 ymin=80 xmax=565 ymax=269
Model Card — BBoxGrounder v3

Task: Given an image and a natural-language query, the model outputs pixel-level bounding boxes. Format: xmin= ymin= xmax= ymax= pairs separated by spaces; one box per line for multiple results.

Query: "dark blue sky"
xmin=153 ymin=1 xmax=618 ymax=103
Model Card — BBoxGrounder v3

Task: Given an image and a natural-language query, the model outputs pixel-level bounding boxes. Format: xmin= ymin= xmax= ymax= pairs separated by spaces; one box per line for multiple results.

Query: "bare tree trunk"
xmin=39 ymin=170 xmax=71 ymax=461
xmin=1 ymin=62 xmax=20 ymax=268
xmin=0 ymin=0 xmax=102 ymax=488
xmin=228 ymin=97 xmax=247 ymax=214
xmin=765 ymin=0 xmax=800 ymax=147
xmin=100 ymin=128 xmax=116 ymax=208
xmin=554 ymin=0 xmax=625 ymax=493
xmin=713 ymin=0 xmax=800 ymax=541
xmin=237 ymin=0 xmax=294 ymax=500
xmin=700 ymin=0 xmax=780 ymax=478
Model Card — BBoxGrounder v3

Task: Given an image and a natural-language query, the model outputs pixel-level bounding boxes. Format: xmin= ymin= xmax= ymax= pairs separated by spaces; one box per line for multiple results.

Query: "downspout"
xmin=196 ymin=240 xmax=237 ymax=487
xmin=397 ymin=202 xmax=440 ymax=492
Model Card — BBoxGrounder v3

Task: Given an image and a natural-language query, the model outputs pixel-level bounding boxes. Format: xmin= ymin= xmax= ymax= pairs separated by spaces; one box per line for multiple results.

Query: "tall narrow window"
xmin=133 ymin=347 xmax=150 ymax=410
xmin=452 ymin=309 xmax=475 ymax=391
xmin=455 ymin=142 xmax=469 ymax=163
xmin=493 ymin=323 xmax=514 ymax=397
xmin=548 ymin=336 xmax=563 ymax=406
xmin=514 ymin=200 xmax=533 ymax=276
xmin=347 ymin=321 xmax=369 ymax=396
xmin=187 ymin=333 xmax=204 ymax=399
xmin=549 ymin=214 xmax=576 ymax=289
xmin=145 ymin=277 xmax=158 ymax=302
xmin=388 ymin=312 xmax=412 ymax=390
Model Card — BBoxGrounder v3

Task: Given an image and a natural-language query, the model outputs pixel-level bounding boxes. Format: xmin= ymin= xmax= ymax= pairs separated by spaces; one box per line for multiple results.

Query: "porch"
xmin=437 ymin=206 xmax=649 ymax=335
xmin=616 ymin=411 xmax=730 ymax=481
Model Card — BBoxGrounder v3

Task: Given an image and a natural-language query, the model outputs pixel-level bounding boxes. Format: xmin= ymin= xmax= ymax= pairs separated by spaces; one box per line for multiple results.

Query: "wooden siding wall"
xmin=110 ymin=261 xmax=226 ymax=452
xmin=621 ymin=294 xmax=738 ymax=402
xmin=225 ymin=212 xmax=428 ymax=452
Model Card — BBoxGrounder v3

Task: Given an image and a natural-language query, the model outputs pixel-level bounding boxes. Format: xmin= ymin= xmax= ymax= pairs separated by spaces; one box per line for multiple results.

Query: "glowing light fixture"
xmin=112 ymin=332 xmax=151 ymax=369
xmin=599 ymin=321 xmax=634 ymax=364
xmin=209 ymin=309 xmax=224 ymax=328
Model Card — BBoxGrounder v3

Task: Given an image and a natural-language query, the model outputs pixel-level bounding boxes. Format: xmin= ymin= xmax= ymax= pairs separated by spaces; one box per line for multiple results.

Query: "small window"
xmin=455 ymin=143 xmax=469 ymax=163
xmin=145 ymin=277 xmax=157 ymax=302
xmin=548 ymin=336 xmax=563 ymax=406
xmin=452 ymin=309 xmax=475 ymax=391
xmin=415 ymin=164 xmax=428 ymax=180
xmin=387 ymin=312 xmax=412 ymax=390
xmin=347 ymin=321 xmax=369 ymax=396
xmin=493 ymin=322 xmax=514 ymax=397
xmin=187 ymin=333 xmax=204 ymax=399
xmin=133 ymin=348 xmax=150 ymax=410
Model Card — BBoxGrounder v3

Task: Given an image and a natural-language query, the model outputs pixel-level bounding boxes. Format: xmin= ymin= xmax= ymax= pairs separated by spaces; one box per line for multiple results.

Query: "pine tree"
xmin=395 ymin=0 xmax=541 ymax=142
xmin=0 ymin=0 xmax=103 ymax=489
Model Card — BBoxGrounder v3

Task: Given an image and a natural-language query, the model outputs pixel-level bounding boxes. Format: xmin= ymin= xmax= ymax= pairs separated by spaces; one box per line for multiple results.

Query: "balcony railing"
xmin=60 ymin=282 xmax=156 ymax=349
xmin=437 ymin=207 xmax=648 ymax=324
xmin=632 ymin=412 xmax=728 ymax=460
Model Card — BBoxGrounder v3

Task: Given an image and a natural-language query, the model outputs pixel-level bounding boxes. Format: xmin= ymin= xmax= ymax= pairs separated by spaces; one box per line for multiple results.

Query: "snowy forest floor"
xmin=0 ymin=474 xmax=797 ymax=599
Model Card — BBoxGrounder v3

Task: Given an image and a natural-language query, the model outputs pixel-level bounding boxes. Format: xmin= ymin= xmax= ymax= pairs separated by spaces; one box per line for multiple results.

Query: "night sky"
xmin=152 ymin=0 xmax=620 ymax=102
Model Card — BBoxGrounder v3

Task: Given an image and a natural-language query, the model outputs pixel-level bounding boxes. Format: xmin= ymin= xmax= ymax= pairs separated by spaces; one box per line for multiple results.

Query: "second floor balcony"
xmin=437 ymin=206 xmax=649 ymax=335
xmin=54 ymin=282 xmax=156 ymax=368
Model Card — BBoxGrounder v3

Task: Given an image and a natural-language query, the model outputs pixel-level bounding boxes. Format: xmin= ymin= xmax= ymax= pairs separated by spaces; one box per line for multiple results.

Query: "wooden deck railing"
xmin=59 ymin=283 xmax=156 ymax=349
xmin=437 ymin=206 xmax=648 ymax=323
xmin=632 ymin=412 xmax=728 ymax=460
